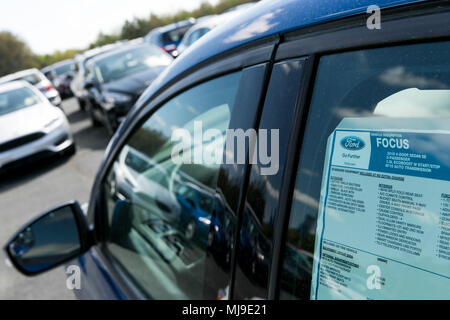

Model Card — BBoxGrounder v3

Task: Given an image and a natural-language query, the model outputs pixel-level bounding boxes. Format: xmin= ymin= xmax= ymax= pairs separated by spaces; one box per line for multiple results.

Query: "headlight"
xmin=44 ymin=117 xmax=62 ymax=131
xmin=104 ymin=92 xmax=132 ymax=104
xmin=102 ymin=92 xmax=132 ymax=111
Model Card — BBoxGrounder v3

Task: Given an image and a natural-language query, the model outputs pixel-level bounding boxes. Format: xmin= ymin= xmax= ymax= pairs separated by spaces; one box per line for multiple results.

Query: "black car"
xmin=41 ymin=59 xmax=75 ymax=99
xmin=83 ymin=43 xmax=173 ymax=134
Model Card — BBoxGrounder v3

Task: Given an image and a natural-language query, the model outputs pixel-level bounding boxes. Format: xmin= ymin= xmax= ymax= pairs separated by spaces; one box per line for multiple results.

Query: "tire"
xmin=87 ymin=104 xmax=102 ymax=127
xmin=104 ymin=110 xmax=118 ymax=136
xmin=77 ymin=98 xmax=86 ymax=111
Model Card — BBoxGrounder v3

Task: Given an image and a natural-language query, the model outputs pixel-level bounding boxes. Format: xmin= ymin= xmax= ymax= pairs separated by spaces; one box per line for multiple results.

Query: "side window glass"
xmin=103 ymin=72 xmax=242 ymax=299
xmin=280 ymin=41 xmax=450 ymax=299
xmin=232 ymin=59 xmax=305 ymax=299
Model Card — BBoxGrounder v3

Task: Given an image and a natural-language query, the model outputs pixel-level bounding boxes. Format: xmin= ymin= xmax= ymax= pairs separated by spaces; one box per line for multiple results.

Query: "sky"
xmin=0 ymin=0 xmax=218 ymax=55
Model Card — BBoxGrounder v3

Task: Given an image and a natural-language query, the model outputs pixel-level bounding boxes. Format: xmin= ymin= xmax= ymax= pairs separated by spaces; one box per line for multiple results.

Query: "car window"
xmin=279 ymin=41 xmax=450 ymax=300
xmin=18 ymin=74 xmax=41 ymax=85
xmin=162 ymin=26 xmax=191 ymax=45
xmin=0 ymin=87 xmax=42 ymax=116
xmin=53 ymin=63 xmax=73 ymax=76
xmin=187 ymin=28 xmax=210 ymax=46
xmin=232 ymin=59 xmax=306 ymax=299
xmin=103 ymin=71 xmax=242 ymax=299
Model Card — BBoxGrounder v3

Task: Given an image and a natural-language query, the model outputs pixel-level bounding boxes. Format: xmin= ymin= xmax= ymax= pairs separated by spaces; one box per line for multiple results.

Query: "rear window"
xmin=53 ymin=63 xmax=73 ymax=76
xmin=162 ymin=26 xmax=191 ymax=45
xmin=18 ymin=74 xmax=41 ymax=85
xmin=0 ymin=87 xmax=41 ymax=116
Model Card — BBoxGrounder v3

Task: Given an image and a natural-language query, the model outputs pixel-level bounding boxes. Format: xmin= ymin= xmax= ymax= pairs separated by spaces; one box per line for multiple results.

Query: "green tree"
xmin=89 ymin=0 xmax=257 ymax=48
xmin=0 ymin=31 xmax=39 ymax=77
xmin=36 ymin=49 xmax=82 ymax=68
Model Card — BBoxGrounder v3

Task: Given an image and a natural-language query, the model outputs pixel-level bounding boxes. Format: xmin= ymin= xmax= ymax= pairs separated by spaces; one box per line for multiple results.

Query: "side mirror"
xmin=84 ymin=81 xmax=94 ymax=90
xmin=4 ymin=201 xmax=92 ymax=276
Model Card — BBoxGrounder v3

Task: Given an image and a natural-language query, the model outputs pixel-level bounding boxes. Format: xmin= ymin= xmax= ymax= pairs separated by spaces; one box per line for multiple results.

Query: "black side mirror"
xmin=4 ymin=201 xmax=92 ymax=276
xmin=84 ymin=81 xmax=94 ymax=90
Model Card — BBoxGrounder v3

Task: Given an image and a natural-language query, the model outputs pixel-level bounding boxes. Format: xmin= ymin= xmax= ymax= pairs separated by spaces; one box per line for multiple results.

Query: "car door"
xmin=74 ymin=38 xmax=278 ymax=299
xmin=264 ymin=3 xmax=450 ymax=300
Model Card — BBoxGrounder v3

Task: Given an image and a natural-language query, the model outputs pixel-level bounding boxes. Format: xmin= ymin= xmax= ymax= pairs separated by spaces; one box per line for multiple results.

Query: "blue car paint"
xmin=74 ymin=0 xmax=425 ymax=299
xmin=176 ymin=190 xmax=213 ymax=246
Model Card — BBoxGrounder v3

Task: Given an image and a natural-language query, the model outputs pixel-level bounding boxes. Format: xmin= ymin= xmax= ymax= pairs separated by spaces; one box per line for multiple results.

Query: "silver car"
xmin=0 ymin=68 xmax=62 ymax=107
xmin=0 ymin=81 xmax=75 ymax=171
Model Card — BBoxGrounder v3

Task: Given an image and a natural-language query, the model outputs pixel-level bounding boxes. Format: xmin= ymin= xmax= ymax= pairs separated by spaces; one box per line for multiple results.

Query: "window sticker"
xmin=311 ymin=118 xmax=450 ymax=300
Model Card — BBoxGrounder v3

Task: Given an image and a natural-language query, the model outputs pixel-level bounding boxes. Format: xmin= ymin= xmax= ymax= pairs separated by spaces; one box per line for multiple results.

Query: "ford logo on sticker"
xmin=341 ymin=136 xmax=365 ymax=151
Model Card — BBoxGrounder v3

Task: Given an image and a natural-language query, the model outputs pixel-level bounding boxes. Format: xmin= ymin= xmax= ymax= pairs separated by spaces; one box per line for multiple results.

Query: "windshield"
xmin=53 ymin=63 xmax=73 ymax=76
xmin=0 ymin=87 xmax=42 ymax=116
xmin=95 ymin=46 xmax=172 ymax=83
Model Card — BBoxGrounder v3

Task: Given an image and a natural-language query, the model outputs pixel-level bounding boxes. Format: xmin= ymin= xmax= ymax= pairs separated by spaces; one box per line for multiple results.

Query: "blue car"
xmin=144 ymin=18 xmax=196 ymax=57
xmin=5 ymin=0 xmax=450 ymax=300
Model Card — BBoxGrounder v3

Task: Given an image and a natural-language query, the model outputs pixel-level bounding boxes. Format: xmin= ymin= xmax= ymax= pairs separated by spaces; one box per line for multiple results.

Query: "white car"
xmin=0 ymin=81 xmax=75 ymax=171
xmin=0 ymin=68 xmax=62 ymax=107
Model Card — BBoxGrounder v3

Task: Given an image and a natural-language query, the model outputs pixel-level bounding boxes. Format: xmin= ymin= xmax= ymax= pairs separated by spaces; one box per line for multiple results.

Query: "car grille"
xmin=0 ymin=132 xmax=46 ymax=153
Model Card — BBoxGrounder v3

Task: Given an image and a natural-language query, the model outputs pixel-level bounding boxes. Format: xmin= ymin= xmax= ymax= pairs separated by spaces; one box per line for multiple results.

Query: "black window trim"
xmin=269 ymin=1 xmax=450 ymax=300
xmin=84 ymin=37 xmax=279 ymax=299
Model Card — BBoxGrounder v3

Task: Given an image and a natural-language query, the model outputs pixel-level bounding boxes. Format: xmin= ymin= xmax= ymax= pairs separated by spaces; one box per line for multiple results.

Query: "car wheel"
xmin=87 ymin=104 xmax=102 ymax=127
xmin=185 ymin=220 xmax=196 ymax=240
xmin=77 ymin=98 xmax=86 ymax=111
xmin=104 ymin=111 xmax=118 ymax=135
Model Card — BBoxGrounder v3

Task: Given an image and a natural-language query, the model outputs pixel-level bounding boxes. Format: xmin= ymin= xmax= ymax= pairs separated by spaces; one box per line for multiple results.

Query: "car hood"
xmin=0 ymin=103 xmax=63 ymax=144
xmin=102 ymin=66 xmax=166 ymax=96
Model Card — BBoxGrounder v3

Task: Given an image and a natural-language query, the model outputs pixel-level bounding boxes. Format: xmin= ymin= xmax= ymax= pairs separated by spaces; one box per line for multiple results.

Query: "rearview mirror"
xmin=4 ymin=201 xmax=92 ymax=276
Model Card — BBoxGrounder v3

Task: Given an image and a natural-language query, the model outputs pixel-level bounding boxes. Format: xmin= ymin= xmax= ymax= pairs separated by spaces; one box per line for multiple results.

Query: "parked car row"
xmin=0 ymin=4 xmax=252 ymax=178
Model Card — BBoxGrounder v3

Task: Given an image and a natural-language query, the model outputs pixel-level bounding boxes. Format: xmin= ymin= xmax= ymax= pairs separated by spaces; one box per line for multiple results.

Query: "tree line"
xmin=0 ymin=0 xmax=255 ymax=77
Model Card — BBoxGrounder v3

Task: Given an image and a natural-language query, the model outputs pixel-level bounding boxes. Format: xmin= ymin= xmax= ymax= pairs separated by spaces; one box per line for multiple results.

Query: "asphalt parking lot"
xmin=0 ymin=98 xmax=110 ymax=299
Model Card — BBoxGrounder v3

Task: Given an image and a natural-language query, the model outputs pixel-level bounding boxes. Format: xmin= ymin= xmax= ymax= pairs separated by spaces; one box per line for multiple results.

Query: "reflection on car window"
xmin=0 ymin=87 xmax=41 ymax=116
xmin=95 ymin=46 xmax=172 ymax=83
xmin=103 ymin=72 xmax=241 ymax=299
xmin=18 ymin=74 xmax=41 ymax=85
xmin=280 ymin=41 xmax=450 ymax=299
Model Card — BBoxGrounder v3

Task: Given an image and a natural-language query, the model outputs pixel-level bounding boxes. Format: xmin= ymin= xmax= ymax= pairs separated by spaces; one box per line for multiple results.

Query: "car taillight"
xmin=40 ymin=85 xmax=54 ymax=92
xmin=162 ymin=44 xmax=176 ymax=53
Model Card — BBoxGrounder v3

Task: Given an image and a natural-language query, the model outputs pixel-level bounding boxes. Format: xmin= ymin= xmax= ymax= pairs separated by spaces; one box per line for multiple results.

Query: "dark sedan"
xmin=83 ymin=43 xmax=173 ymax=134
xmin=42 ymin=59 xmax=76 ymax=99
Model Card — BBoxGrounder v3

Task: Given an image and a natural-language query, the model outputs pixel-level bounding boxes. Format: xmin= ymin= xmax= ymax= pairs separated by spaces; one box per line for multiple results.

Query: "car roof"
xmin=190 ymin=11 xmax=242 ymax=31
xmin=89 ymin=43 xmax=162 ymax=65
xmin=0 ymin=68 xmax=43 ymax=84
xmin=79 ymin=43 xmax=123 ymax=61
xmin=0 ymin=80 xmax=31 ymax=94
xmin=148 ymin=18 xmax=196 ymax=35
xmin=140 ymin=0 xmax=424 ymax=103
xmin=47 ymin=59 xmax=75 ymax=70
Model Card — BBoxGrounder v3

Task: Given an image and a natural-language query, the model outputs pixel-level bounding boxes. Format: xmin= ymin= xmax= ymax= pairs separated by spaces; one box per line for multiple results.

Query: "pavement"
xmin=0 ymin=98 xmax=110 ymax=299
